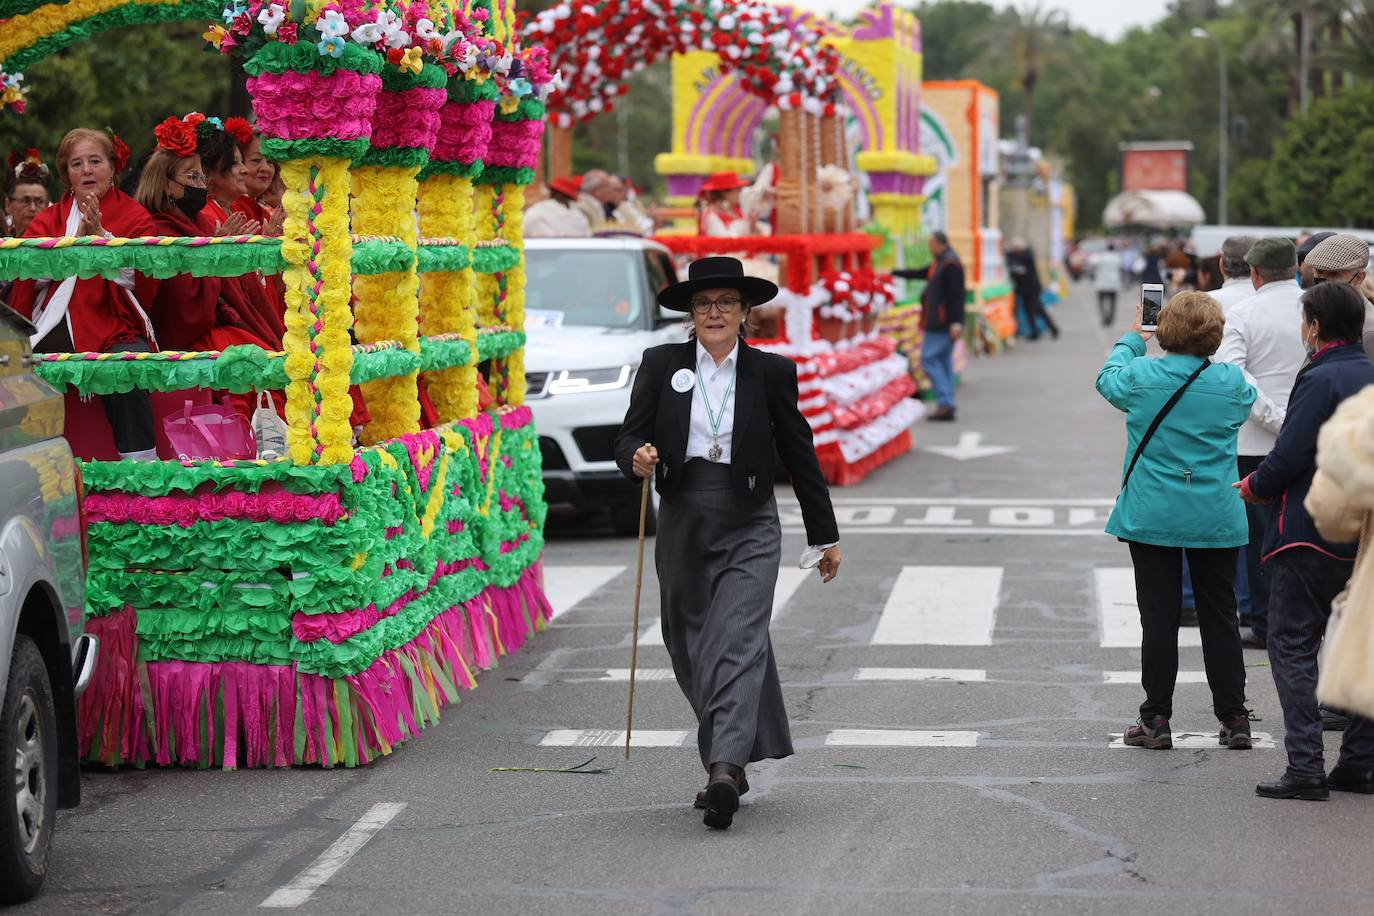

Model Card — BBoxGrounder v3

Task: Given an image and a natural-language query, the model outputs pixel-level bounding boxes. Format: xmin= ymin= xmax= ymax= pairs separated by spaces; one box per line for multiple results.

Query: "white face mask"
xmin=1303 ymin=321 xmax=1319 ymax=356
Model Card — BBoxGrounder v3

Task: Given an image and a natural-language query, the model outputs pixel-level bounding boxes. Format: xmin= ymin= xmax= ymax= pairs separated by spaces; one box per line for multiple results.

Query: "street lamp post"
xmin=1193 ymin=27 xmax=1229 ymax=226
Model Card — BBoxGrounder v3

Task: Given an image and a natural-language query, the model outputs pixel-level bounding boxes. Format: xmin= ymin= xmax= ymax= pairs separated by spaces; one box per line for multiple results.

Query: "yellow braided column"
xmin=280 ymin=158 xmax=355 ymax=465
xmin=500 ymin=185 xmax=526 ymax=406
xmin=418 ymin=174 xmax=479 ymax=420
xmin=351 ymin=165 xmax=421 ymax=442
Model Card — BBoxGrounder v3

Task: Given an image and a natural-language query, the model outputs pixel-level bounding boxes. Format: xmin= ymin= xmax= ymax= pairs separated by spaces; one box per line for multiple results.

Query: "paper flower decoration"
xmin=224 ymin=117 xmax=255 ymax=147
xmin=154 ymin=116 xmax=200 ymax=158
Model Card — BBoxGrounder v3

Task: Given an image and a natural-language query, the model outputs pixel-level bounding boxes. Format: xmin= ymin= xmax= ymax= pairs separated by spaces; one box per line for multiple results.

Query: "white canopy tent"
xmin=1102 ymin=190 xmax=1207 ymax=230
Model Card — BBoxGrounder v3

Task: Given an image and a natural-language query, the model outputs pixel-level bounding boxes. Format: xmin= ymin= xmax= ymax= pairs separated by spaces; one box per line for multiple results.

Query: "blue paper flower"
xmin=508 ymin=77 xmax=533 ymax=98
xmin=318 ymin=36 xmax=346 ymax=59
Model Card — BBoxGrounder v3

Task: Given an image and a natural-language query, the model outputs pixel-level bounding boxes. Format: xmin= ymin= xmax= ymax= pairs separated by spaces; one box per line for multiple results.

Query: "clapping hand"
xmin=265 ymin=206 xmax=286 ymax=237
xmin=76 ymin=192 xmax=104 ymax=236
xmin=215 ymin=211 xmax=261 ymax=238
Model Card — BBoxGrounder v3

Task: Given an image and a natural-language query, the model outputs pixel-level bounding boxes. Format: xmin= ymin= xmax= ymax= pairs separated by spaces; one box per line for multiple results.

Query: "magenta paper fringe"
xmin=247 ymin=69 xmax=382 ymax=142
xmin=77 ymin=562 xmax=553 ymax=768
xmin=484 ymin=118 xmax=546 ymax=171
xmin=370 ymin=86 xmax=448 ymax=152
xmin=430 ymin=98 xmax=495 ymax=165
xmin=86 ymin=486 xmax=346 ymax=527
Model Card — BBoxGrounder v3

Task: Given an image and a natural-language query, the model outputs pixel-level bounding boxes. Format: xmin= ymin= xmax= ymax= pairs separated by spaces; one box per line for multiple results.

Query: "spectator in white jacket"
xmin=1210 ymin=235 xmax=1259 ymax=316
xmin=1214 ymin=237 xmax=1306 ymax=652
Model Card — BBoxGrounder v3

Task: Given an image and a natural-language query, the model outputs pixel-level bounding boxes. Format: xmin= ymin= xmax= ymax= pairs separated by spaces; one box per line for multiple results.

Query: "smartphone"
xmin=1141 ymin=283 xmax=1165 ymax=331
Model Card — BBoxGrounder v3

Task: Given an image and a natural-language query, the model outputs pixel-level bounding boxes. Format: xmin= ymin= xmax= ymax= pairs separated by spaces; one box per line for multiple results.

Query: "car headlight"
xmin=546 ymin=365 xmax=634 ymax=395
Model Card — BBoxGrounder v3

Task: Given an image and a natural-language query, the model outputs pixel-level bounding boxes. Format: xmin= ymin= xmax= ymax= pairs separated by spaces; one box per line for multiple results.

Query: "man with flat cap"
xmin=1212 ymin=235 xmax=1259 ymax=315
xmin=1217 ymin=237 xmax=1307 ymax=651
xmin=1297 ymin=231 xmax=1337 ymax=289
xmin=1306 ymin=233 xmax=1374 ymax=362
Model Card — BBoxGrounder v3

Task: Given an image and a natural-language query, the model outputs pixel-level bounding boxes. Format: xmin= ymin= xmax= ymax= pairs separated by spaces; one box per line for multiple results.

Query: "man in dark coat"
xmin=894 ymin=231 xmax=965 ymax=421
xmin=1007 ymin=238 xmax=1059 ymax=341
xmin=1239 ymin=281 xmax=1374 ymax=800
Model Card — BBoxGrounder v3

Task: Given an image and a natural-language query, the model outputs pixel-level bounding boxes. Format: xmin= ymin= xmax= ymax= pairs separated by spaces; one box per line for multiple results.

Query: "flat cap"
xmin=1297 ymin=231 xmax=1336 ymax=263
xmin=1245 ymin=237 xmax=1297 ymax=271
xmin=1306 ymin=233 xmax=1371 ymax=273
xmin=1221 ymin=235 xmax=1258 ymax=262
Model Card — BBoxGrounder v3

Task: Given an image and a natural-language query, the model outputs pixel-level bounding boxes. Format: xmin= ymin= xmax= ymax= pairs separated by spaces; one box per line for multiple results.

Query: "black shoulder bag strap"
xmin=1121 ymin=359 xmax=1209 ymax=491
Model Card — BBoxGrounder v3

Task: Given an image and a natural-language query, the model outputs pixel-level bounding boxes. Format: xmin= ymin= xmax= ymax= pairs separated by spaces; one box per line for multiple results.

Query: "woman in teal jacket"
xmin=1097 ymin=291 xmax=1257 ymax=751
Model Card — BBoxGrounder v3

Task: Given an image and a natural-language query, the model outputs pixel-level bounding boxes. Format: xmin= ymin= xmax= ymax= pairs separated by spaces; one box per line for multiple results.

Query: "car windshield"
xmin=525 ymin=248 xmax=645 ymax=329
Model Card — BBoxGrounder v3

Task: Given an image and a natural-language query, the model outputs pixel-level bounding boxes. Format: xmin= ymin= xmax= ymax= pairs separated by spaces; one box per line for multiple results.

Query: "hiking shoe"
xmin=1123 ymin=716 xmax=1172 ymax=749
xmin=1219 ymin=718 xmax=1252 ymax=750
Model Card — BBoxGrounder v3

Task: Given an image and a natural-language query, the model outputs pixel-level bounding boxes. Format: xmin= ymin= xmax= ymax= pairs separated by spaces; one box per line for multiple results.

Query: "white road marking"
xmin=826 ymin=729 xmax=981 ymax=747
xmin=1103 ymin=670 xmax=1208 ymax=684
xmin=1109 ymin=732 xmax=1275 ymax=749
xmin=259 ymin=803 xmax=406 ymax=908
xmin=871 ymin=566 xmax=1002 ymax=646
xmin=1095 ymin=568 xmax=1202 ymax=648
xmin=599 ymin=668 xmax=676 ymax=681
xmin=542 ymin=565 xmax=625 ymax=620
xmin=638 ymin=565 xmax=814 ymax=647
xmin=786 ymin=497 xmax=1116 ymax=507
xmin=783 ymin=526 xmax=1107 ymax=536
xmin=539 ymin=729 xmax=690 ymax=747
xmin=854 ymin=668 xmax=988 ymax=682
xmin=921 ymin=432 xmax=1018 ymax=461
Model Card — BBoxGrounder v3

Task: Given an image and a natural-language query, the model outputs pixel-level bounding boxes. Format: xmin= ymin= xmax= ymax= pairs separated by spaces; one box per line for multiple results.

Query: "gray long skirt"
xmin=655 ymin=460 xmax=792 ymax=770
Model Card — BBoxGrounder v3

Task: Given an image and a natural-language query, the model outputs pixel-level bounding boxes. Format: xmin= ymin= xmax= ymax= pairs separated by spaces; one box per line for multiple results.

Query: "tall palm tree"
xmin=977 ymin=1 xmax=1073 ymax=144
xmin=1318 ymin=0 xmax=1374 ymax=83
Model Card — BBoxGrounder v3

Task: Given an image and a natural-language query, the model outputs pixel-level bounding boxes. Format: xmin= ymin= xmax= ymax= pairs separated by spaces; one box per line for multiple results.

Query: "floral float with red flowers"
xmin=522 ymin=0 xmax=841 ymax=128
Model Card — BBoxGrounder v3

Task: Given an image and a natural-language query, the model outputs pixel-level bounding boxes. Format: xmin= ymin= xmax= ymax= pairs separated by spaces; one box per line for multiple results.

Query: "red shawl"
xmin=8 ymin=188 xmax=159 ymax=352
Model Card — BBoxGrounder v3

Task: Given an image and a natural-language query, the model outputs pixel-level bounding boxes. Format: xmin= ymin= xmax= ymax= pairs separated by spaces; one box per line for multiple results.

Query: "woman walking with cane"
xmin=615 ymin=256 xmax=842 ymax=830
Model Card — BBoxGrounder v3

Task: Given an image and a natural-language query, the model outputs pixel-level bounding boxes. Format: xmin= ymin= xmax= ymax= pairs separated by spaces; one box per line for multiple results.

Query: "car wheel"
xmin=610 ymin=487 xmax=659 ymax=537
xmin=0 ymin=636 xmax=58 ymax=904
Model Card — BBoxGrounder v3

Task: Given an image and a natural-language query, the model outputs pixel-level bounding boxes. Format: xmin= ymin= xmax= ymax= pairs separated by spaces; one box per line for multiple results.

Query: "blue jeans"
xmin=1267 ymin=549 xmax=1374 ymax=777
xmin=921 ymin=330 xmax=956 ymax=409
xmin=1239 ymin=455 xmax=1271 ymax=639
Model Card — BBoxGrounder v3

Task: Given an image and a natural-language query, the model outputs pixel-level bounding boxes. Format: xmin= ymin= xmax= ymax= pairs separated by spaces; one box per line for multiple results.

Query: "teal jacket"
xmin=1096 ymin=333 xmax=1256 ymax=548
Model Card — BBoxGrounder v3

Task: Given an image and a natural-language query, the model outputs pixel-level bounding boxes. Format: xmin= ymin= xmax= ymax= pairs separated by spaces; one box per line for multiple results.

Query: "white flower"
xmin=719 ymin=14 xmax=735 ymax=30
xmin=351 ymin=21 xmax=383 ymax=44
xmin=315 ymin=9 xmax=350 ymax=40
xmin=257 ymin=3 xmax=285 ymax=34
xmin=415 ymin=18 xmax=438 ymax=41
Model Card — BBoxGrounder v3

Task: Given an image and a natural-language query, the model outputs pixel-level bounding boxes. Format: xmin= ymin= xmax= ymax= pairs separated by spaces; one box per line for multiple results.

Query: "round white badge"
xmin=671 ymin=368 xmax=696 ymax=393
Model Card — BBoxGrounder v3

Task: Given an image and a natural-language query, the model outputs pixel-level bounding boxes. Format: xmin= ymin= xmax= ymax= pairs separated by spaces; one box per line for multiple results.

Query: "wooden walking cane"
xmin=625 ymin=467 xmax=652 ymax=760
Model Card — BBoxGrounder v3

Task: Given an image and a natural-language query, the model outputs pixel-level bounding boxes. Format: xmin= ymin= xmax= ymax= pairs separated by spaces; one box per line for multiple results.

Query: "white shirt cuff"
xmin=799 ymin=542 xmax=839 ymax=569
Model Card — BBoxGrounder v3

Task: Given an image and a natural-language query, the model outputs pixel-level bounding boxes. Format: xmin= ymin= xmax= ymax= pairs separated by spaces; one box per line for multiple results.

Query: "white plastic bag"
xmin=252 ymin=390 xmax=288 ymax=460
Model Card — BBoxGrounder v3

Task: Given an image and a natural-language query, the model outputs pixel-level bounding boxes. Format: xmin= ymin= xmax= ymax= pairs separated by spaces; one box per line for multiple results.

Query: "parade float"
xmin=0 ymin=0 xmax=555 ymax=768
xmin=526 ymin=1 xmax=933 ymax=484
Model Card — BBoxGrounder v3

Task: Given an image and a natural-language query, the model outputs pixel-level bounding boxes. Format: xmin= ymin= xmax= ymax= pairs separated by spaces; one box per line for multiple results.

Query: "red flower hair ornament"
xmin=104 ymin=127 xmax=131 ymax=172
xmin=154 ymin=116 xmax=199 ymax=158
xmin=224 ymin=117 xmax=254 ymax=147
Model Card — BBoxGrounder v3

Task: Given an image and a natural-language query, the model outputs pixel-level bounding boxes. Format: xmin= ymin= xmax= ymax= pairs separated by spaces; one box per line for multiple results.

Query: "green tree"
xmin=1261 ymin=82 xmax=1374 ymax=226
xmin=913 ymin=1 xmax=999 ymax=79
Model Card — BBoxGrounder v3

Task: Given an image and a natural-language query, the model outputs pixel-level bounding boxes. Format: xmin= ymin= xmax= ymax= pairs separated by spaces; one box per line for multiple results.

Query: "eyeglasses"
xmin=175 ymin=173 xmax=208 ymax=186
xmin=7 ymin=195 xmax=47 ymax=209
xmin=689 ymin=295 xmax=743 ymax=314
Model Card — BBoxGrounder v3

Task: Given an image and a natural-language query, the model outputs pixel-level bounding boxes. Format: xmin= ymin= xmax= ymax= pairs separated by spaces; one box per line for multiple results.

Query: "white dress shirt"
xmin=1210 ymin=276 xmax=1256 ymax=317
xmin=1214 ymin=279 xmax=1306 ymax=456
xmin=687 ymin=340 xmax=738 ymax=462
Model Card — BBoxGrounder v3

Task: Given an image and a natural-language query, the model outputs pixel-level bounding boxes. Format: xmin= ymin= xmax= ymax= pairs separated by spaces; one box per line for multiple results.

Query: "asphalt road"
xmin=18 ymin=286 xmax=1374 ymax=916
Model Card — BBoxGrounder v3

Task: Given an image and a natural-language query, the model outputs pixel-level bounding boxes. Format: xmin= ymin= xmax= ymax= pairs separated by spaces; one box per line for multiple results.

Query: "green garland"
xmin=416 ymin=244 xmax=470 ymax=273
xmin=4 ymin=0 xmax=223 ymax=73
xmin=474 ymin=166 xmax=536 ymax=188
xmin=446 ymin=78 xmax=501 ymax=104
xmin=351 ymin=238 xmax=415 ymax=275
xmin=471 ymin=245 xmax=520 ymax=274
xmin=261 ymin=137 xmax=372 ymax=165
xmin=418 ymin=335 xmax=472 ymax=372
xmin=418 ymin=159 xmax=485 ymax=181
xmin=475 ymin=330 xmax=525 ymax=363
xmin=355 ymin=147 xmax=432 ymax=170
xmin=495 ymin=98 xmax=547 ymax=122
xmin=80 ymin=456 xmax=351 ymax=496
xmin=379 ymin=61 xmax=449 ymax=92
xmin=241 ymin=40 xmax=382 ymax=77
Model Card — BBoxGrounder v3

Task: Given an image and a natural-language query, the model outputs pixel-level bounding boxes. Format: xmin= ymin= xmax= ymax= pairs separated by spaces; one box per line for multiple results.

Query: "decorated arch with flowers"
xmin=0 ymin=0 xmax=561 ymax=768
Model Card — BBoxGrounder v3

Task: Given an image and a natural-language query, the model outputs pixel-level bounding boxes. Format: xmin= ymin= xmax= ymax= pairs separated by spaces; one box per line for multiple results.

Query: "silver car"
xmin=0 ymin=305 xmax=96 ymax=903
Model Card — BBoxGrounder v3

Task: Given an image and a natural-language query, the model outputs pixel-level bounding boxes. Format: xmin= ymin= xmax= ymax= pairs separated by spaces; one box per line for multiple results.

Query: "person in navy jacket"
xmin=1238 ymin=281 xmax=1374 ymax=800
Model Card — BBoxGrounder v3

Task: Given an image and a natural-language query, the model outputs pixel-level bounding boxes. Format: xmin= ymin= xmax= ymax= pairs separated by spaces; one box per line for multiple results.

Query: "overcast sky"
xmin=787 ymin=0 xmax=1174 ymax=40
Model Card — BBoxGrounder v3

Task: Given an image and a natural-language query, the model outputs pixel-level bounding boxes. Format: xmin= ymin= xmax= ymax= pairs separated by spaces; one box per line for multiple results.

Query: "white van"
xmin=524 ymin=237 xmax=685 ymax=535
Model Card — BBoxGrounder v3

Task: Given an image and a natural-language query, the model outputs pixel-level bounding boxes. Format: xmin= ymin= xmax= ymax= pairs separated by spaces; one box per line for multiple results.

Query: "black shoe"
xmin=1328 ymin=765 xmax=1374 ymax=794
xmin=694 ymin=775 xmax=749 ymax=809
xmin=1218 ymin=718 xmax=1252 ymax=750
xmin=702 ymin=776 xmax=740 ymax=829
xmin=1256 ymin=772 xmax=1329 ymax=800
xmin=1241 ymin=633 xmax=1267 ymax=651
xmin=1322 ymin=708 xmax=1351 ymax=732
xmin=1180 ymin=605 xmax=1199 ymax=627
xmin=1123 ymin=715 xmax=1172 ymax=749
xmin=927 ymin=406 xmax=957 ymax=421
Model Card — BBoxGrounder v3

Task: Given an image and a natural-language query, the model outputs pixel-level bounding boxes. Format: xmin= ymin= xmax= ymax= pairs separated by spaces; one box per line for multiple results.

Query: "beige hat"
xmin=1306 ymin=233 xmax=1371 ymax=273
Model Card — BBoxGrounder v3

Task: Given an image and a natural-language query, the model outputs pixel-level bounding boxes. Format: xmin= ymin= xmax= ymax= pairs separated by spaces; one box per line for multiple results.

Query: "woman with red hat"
xmin=525 ymin=175 xmax=592 ymax=238
xmin=698 ymin=171 xmax=766 ymax=238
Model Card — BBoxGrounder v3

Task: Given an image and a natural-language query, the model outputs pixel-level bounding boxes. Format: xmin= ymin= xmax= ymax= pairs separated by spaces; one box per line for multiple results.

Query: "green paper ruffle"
xmin=379 ymin=62 xmax=449 ymax=92
xmin=5 ymin=0 xmax=223 ymax=72
xmin=418 ymin=159 xmax=485 ymax=181
xmin=261 ymin=137 xmax=372 ymax=165
xmin=416 ymin=244 xmax=469 ymax=273
xmin=446 ymin=78 xmax=501 ymax=104
xmin=471 ymin=246 xmax=521 ymax=274
xmin=243 ymin=40 xmax=383 ymax=77
xmin=355 ymin=147 xmax=432 ymax=170
xmin=474 ymin=166 xmax=536 ymax=188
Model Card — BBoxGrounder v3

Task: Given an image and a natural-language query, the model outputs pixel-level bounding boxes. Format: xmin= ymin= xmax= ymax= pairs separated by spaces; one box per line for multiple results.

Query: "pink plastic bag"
xmin=163 ymin=400 xmax=256 ymax=462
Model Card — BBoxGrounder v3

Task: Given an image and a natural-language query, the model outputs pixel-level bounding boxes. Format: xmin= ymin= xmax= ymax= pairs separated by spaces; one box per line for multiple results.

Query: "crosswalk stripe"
xmin=1109 ymin=732 xmax=1274 ymax=749
xmin=1095 ymin=568 xmax=1202 ymax=649
xmin=870 ymin=566 xmax=1002 ymax=645
xmin=638 ymin=565 xmax=814 ymax=647
xmin=542 ymin=565 xmax=625 ymax=620
xmin=538 ymin=729 xmax=690 ymax=748
xmin=825 ymin=729 xmax=980 ymax=747
xmin=599 ymin=668 xmax=676 ymax=681
xmin=853 ymin=668 xmax=988 ymax=682
xmin=1103 ymin=670 xmax=1207 ymax=684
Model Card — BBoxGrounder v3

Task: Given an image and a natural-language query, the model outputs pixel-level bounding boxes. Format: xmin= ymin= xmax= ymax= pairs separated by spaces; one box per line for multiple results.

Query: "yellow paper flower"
xmin=418 ymin=173 xmax=478 ymax=421
xmin=399 ymin=46 xmax=423 ymax=75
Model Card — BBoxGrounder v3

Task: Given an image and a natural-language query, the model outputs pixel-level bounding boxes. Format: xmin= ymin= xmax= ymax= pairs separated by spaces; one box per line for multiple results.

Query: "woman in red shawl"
xmin=8 ymin=128 xmax=159 ymax=459
xmin=193 ymin=118 xmax=285 ymax=348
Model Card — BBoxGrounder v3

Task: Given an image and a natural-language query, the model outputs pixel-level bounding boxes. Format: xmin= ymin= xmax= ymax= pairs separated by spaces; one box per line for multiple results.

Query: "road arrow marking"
xmin=921 ymin=432 xmax=1017 ymax=461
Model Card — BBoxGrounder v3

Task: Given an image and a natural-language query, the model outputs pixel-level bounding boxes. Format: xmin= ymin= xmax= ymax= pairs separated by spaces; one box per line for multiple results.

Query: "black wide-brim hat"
xmin=657 ymin=256 xmax=780 ymax=312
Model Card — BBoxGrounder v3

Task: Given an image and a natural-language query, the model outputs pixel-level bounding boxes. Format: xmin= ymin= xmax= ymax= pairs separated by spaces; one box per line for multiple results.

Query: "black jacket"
xmin=614 ymin=341 xmax=839 ymax=546
xmin=1249 ymin=343 xmax=1374 ymax=562
xmin=1006 ymin=249 xmax=1042 ymax=300
xmin=916 ymin=250 xmax=966 ymax=331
